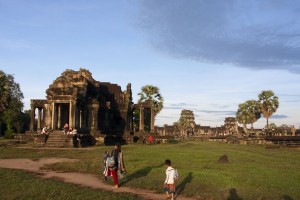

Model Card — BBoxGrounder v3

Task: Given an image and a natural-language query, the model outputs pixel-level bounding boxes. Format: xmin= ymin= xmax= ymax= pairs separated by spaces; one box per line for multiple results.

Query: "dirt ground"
xmin=0 ymin=158 xmax=195 ymax=200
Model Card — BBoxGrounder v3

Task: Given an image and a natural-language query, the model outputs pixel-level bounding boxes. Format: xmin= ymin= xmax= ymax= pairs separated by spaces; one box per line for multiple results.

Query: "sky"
xmin=1 ymin=0 xmax=300 ymax=129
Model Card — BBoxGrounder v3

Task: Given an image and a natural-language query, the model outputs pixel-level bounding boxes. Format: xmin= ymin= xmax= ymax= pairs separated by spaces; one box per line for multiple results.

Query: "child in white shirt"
xmin=164 ymin=159 xmax=175 ymax=200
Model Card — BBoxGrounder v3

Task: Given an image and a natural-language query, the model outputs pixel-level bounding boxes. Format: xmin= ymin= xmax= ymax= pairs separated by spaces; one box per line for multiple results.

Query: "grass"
xmin=0 ymin=141 xmax=300 ymax=199
xmin=0 ymin=168 xmax=143 ymax=200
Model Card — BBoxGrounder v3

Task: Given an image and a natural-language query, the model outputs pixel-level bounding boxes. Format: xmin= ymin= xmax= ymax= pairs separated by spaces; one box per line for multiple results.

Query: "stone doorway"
xmin=58 ymin=103 xmax=69 ymax=130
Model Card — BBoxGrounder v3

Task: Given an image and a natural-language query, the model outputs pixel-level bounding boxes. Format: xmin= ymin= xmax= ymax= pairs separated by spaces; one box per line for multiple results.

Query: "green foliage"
xmin=4 ymin=128 xmax=13 ymax=139
xmin=258 ymin=90 xmax=279 ymax=129
xmin=269 ymin=123 xmax=277 ymax=130
xmin=167 ymin=139 xmax=179 ymax=144
xmin=0 ymin=70 xmax=25 ymax=135
xmin=0 ymin=71 xmax=10 ymax=112
xmin=138 ymin=85 xmax=164 ymax=115
xmin=0 ymin=168 xmax=143 ymax=200
xmin=15 ymin=110 xmax=30 ymax=133
xmin=236 ymin=100 xmax=261 ymax=134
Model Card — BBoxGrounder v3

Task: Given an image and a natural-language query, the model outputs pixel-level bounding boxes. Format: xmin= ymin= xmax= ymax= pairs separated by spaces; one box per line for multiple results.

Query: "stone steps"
xmin=45 ymin=131 xmax=73 ymax=147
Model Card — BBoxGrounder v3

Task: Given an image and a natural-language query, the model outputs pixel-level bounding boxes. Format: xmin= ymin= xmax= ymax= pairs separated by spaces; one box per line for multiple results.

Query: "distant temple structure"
xmin=30 ymin=68 xmax=133 ymax=136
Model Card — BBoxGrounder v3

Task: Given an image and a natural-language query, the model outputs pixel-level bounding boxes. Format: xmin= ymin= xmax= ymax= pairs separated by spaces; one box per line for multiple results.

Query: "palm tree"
xmin=258 ymin=90 xmax=279 ymax=132
xmin=138 ymin=85 xmax=164 ymax=115
xmin=236 ymin=100 xmax=261 ymax=136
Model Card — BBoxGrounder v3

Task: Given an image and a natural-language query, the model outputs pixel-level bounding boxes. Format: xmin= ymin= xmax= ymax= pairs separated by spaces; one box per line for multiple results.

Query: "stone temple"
xmin=30 ymin=68 xmax=133 ymax=137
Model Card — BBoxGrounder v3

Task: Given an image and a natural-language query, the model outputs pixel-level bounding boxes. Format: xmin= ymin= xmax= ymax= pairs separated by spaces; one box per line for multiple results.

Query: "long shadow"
xmin=175 ymin=172 xmax=193 ymax=199
xmin=227 ymin=188 xmax=243 ymax=200
xmin=282 ymin=195 xmax=294 ymax=200
xmin=119 ymin=163 xmax=164 ymax=187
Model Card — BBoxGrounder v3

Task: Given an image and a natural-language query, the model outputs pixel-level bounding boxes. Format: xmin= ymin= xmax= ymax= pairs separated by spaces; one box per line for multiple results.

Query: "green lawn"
xmin=0 ymin=168 xmax=143 ymax=200
xmin=0 ymin=141 xmax=299 ymax=200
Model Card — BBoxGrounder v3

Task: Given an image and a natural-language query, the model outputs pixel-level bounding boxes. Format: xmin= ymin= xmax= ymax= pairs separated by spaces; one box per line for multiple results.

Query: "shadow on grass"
xmin=119 ymin=163 xmax=164 ymax=186
xmin=282 ymin=195 xmax=294 ymax=200
xmin=175 ymin=172 xmax=193 ymax=199
xmin=227 ymin=188 xmax=243 ymax=200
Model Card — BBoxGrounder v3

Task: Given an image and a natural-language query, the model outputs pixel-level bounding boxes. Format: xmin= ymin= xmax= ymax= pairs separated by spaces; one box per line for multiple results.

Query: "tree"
xmin=0 ymin=70 xmax=24 ymax=137
xmin=236 ymin=100 xmax=261 ymax=135
xmin=0 ymin=71 xmax=10 ymax=112
xmin=138 ymin=85 xmax=164 ymax=115
xmin=258 ymin=90 xmax=279 ymax=132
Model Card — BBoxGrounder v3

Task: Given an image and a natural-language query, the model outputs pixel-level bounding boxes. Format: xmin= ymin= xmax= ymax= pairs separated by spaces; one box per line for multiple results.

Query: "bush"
xmin=4 ymin=129 xmax=13 ymax=139
xmin=167 ymin=139 xmax=179 ymax=144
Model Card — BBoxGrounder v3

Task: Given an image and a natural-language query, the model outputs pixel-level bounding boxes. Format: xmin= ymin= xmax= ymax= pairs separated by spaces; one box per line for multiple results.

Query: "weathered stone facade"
xmin=132 ymin=100 xmax=156 ymax=132
xmin=30 ymin=68 xmax=133 ymax=136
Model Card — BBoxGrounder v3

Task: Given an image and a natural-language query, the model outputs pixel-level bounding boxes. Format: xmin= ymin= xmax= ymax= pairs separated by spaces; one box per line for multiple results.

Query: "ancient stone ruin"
xmin=30 ymin=68 xmax=133 ymax=137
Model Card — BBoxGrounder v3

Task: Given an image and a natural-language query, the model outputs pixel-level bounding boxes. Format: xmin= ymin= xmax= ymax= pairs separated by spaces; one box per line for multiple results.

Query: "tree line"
xmin=236 ymin=90 xmax=279 ymax=135
xmin=0 ymin=70 xmax=30 ymax=138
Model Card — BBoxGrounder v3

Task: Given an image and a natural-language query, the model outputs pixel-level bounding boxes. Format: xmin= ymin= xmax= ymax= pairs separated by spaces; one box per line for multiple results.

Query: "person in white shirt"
xmin=41 ymin=126 xmax=49 ymax=143
xmin=164 ymin=159 xmax=175 ymax=200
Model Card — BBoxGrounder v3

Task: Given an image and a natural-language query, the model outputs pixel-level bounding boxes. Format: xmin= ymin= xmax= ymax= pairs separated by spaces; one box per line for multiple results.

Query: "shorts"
xmin=164 ymin=184 xmax=175 ymax=194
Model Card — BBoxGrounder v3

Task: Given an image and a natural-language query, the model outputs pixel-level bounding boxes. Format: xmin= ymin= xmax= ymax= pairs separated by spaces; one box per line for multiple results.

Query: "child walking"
xmin=164 ymin=159 xmax=176 ymax=200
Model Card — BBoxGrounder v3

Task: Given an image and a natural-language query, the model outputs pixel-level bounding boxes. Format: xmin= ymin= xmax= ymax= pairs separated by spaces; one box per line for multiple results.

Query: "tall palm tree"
xmin=138 ymin=85 xmax=164 ymax=115
xmin=258 ymin=90 xmax=279 ymax=131
xmin=236 ymin=100 xmax=261 ymax=135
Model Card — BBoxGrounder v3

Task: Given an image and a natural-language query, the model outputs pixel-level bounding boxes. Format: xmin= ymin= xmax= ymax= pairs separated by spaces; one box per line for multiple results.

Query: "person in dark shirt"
xmin=109 ymin=144 xmax=121 ymax=188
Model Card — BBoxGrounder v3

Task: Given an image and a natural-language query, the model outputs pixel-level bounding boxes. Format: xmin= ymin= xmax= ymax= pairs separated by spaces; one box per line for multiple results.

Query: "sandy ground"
xmin=0 ymin=158 xmax=195 ymax=200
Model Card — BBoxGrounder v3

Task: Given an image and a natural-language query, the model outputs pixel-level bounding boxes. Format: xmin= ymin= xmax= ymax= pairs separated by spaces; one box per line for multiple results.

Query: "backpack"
xmin=107 ymin=156 xmax=115 ymax=168
xmin=173 ymin=168 xmax=179 ymax=181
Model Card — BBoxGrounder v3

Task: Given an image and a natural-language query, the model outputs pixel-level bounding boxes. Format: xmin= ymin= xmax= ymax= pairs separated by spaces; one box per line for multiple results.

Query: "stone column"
xmin=88 ymin=104 xmax=94 ymax=131
xmin=69 ymin=102 xmax=72 ymax=128
xmin=92 ymin=102 xmax=99 ymax=134
xmin=83 ymin=108 xmax=87 ymax=129
xmin=128 ymin=107 xmax=133 ymax=132
xmin=30 ymin=102 xmax=35 ymax=131
xmin=75 ymin=106 xmax=80 ymax=128
xmin=79 ymin=109 xmax=82 ymax=129
xmin=69 ymin=100 xmax=76 ymax=128
xmin=150 ymin=108 xmax=155 ymax=132
xmin=57 ymin=104 xmax=61 ymax=129
xmin=37 ymin=108 xmax=41 ymax=130
xmin=51 ymin=103 xmax=55 ymax=130
xmin=139 ymin=107 xmax=144 ymax=132
xmin=52 ymin=103 xmax=57 ymax=130
xmin=105 ymin=102 xmax=111 ymax=131
xmin=44 ymin=104 xmax=51 ymax=128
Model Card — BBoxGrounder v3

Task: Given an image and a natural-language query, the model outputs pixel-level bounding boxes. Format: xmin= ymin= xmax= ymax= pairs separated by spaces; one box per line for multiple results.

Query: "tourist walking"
xmin=108 ymin=143 xmax=126 ymax=188
xmin=164 ymin=159 xmax=176 ymax=200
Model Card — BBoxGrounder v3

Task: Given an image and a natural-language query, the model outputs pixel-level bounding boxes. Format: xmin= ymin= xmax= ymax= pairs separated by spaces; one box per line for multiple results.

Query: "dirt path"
xmin=0 ymin=158 xmax=195 ymax=200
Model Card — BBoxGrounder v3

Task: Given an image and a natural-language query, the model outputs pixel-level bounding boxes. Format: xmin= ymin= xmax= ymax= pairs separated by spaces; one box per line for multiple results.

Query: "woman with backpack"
xmin=107 ymin=143 xmax=126 ymax=188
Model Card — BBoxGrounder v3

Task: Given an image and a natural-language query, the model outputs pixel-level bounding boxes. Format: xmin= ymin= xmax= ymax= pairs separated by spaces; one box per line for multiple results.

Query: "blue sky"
xmin=1 ymin=0 xmax=300 ymax=128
